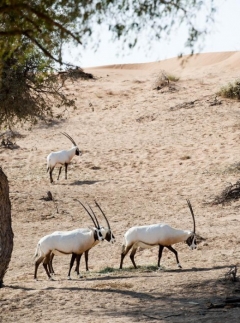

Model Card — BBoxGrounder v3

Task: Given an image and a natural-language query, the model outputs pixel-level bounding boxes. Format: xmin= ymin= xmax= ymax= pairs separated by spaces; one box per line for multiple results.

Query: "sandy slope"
xmin=0 ymin=52 xmax=240 ymax=322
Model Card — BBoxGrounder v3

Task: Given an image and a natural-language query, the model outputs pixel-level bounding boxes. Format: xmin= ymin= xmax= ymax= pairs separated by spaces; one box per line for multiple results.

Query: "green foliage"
xmin=98 ymin=267 xmax=117 ymax=274
xmin=0 ymin=1 xmax=82 ymax=64
xmin=98 ymin=265 xmax=159 ymax=274
xmin=0 ymin=44 xmax=75 ymax=128
xmin=218 ymin=80 xmax=240 ymax=100
xmin=0 ymin=0 xmax=218 ymax=128
xmin=0 ymin=1 xmax=217 ymax=64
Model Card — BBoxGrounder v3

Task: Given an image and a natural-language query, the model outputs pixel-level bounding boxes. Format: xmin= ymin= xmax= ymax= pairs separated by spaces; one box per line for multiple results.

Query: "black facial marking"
xmin=103 ymin=231 xmax=115 ymax=242
xmin=105 ymin=231 xmax=111 ymax=242
xmin=186 ymin=235 xmax=196 ymax=247
xmin=94 ymin=229 xmax=103 ymax=241
xmin=75 ymin=148 xmax=80 ymax=156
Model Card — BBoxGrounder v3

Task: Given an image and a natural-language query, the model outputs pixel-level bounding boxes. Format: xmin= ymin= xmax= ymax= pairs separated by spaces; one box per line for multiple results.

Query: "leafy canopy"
xmin=0 ymin=0 xmax=217 ymax=128
xmin=0 ymin=42 xmax=75 ymax=128
xmin=0 ymin=0 xmax=217 ymax=64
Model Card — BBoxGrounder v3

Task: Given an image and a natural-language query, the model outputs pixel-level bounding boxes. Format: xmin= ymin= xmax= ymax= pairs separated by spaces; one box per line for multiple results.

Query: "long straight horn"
xmin=75 ymin=199 xmax=98 ymax=228
xmin=186 ymin=199 xmax=196 ymax=233
xmin=61 ymin=132 xmax=77 ymax=146
xmin=87 ymin=203 xmax=101 ymax=229
xmin=95 ymin=200 xmax=111 ymax=229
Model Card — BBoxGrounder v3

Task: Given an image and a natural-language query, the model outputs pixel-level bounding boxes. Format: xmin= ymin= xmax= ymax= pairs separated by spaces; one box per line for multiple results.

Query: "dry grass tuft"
xmin=153 ymin=70 xmax=180 ymax=90
xmin=212 ymin=180 xmax=240 ymax=205
xmin=218 ymin=79 xmax=240 ymax=100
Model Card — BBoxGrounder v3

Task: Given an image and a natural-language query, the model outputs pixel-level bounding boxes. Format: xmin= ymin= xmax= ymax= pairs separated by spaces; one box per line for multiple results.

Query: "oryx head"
xmin=61 ymin=132 xmax=82 ymax=156
xmin=76 ymin=200 xmax=103 ymax=241
xmin=95 ymin=200 xmax=115 ymax=244
xmin=186 ymin=199 xmax=197 ymax=250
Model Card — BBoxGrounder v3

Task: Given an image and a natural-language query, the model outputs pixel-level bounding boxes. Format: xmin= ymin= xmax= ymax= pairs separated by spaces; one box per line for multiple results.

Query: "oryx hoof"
xmin=177 ymin=263 xmax=182 ymax=269
xmin=67 ymin=276 xmax=72 ymax=280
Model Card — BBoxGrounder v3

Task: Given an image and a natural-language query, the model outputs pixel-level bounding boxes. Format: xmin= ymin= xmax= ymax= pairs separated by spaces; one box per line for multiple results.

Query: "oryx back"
xmin=38 ymin=229 xmax=95 ymax=256
xmin=125 ymin=224 xmax=192 ymax=248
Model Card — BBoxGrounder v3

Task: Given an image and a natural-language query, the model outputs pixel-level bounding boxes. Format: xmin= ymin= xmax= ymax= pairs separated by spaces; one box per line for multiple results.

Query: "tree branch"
xmin=0 ymin=4 xmax=82 ymax=44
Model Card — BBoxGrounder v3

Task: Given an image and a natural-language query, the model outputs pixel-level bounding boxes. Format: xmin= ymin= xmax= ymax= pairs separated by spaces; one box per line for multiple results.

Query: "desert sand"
xmin=0 ymin=51 xmax=240 ymax=322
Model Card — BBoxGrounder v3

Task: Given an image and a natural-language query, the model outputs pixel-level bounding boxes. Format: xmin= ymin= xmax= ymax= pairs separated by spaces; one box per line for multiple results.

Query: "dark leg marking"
xmin=64 ymin=163 xmax=68 ymax=180
xmin=57 ymin=167 xmax=62 ymax=180
xmin=49 ymin=167 xmax=55 ymax=183
xmin=158 ymin=245 xmax=164 ymax=268
xmin=166 ymin=245 xmax=182 ymax=268
xmin=68 ymin=253 xmax=77 ymax=279
xmin=34 ymin=256 xmax=45 ymax=280
xmin=48 ymin=253 xmax=55 ymax=275
xmin=85 ymin=250 xmax=89 ymax=271
xmin=43 ymin=253 xmax=52 ymax=279
xmin=75 ymin=254 xmax=83 ymax=277
xmin=130 ymin=247 xmax=138 ymax=269
xmin=120 ymin=244 xmax=133 ymax=269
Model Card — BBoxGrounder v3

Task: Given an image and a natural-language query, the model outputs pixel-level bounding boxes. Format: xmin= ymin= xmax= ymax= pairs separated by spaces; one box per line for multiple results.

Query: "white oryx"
xmin=48 ymin=200 xmax=115 ymax=277
xmin=34 ymin=201 xmax=108 ymax=280
xmin=47 ymin=132 xmax=81 ymax=183
xmin=120 ymin=200 xmax=197 ymax=270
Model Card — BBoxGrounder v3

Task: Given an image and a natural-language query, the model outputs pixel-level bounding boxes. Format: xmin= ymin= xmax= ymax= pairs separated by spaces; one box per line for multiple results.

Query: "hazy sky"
xmin=63 ymin=0 xmax=240 ymax=68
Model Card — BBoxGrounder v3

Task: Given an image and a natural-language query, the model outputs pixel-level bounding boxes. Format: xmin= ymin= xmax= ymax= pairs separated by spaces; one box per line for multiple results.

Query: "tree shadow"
xmin=3 ymin=285 xmax=36 ymax=291
xmin=4 ymin=265 xmax=231 ymax=291
xmin=59 ymin=275 xmax=240 ymax=322
xmin=4 ymin=266 xmax=240 ymax=322
xmin=38 ymin=117 xmax=66 ymax=128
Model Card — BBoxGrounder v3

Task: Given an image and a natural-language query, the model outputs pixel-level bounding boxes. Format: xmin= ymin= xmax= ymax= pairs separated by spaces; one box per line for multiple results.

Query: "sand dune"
xmin=90 ymin=51 xmax=240 ymax=79
xmin=112 ymin=51 xmax=239 ymax=69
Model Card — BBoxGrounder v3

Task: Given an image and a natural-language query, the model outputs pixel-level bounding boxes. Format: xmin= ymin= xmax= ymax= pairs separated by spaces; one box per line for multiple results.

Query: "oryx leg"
xmin=85 ymin=250 xmax=89 ymax=271
xmin=43 ymin=253 xmax=53 ymax=280
xmin=158 ymin=245 xmax=164 ymax=269
xmin=57 ymin=167 xmax=62 ymax=180
xmin=48 ymin=252 xmax=55 ymax=275
xmin=75 ymin=253 xmax=83 ymax=278
xmin=34 ymin=252 xmax=52 ymax=280
xmin=68 ymin=253 xmax=77 ymax=279
xmin=64 ymin=163 xmax=68 ymax=179
xmin=49 ymin=167 xmax=55 ymax=183
xmin=166 ymin=245 xmax=182 ymax=268
xmin=34 ymin=255 xmax=45 ymax=280
xmin=119 ymin=244 xmax=133 ymax=269
xmin=129 ymin=246 xmax=138 ymax=269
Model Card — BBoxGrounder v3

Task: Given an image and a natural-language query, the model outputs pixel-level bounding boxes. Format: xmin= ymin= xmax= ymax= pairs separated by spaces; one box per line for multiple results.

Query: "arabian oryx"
xmin=47 ymin=132 xmax=81 ymax=183
xmin=120 ymin=200 xmax=197 ymax=270
xmin=48 ymin=200 xmax=115 ymax=277
xmin=34 ymin=201 xmax=106 ymax=280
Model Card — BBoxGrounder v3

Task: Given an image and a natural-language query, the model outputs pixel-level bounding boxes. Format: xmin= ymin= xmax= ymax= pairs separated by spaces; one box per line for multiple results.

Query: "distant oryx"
xmin=47 ymin=132 xmax=81 ymax=183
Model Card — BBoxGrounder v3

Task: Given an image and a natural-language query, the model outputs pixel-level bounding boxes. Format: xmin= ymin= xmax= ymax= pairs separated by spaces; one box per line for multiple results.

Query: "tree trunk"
xmin=0 ymin=167 xmax=13 ymax=288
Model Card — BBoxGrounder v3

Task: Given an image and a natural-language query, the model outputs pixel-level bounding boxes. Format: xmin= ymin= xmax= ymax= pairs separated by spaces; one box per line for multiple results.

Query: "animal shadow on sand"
xmin=163 ymin=265 xmax=230 ymax=273
xmin=69 ymin=180 xmax=104 ymax=186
